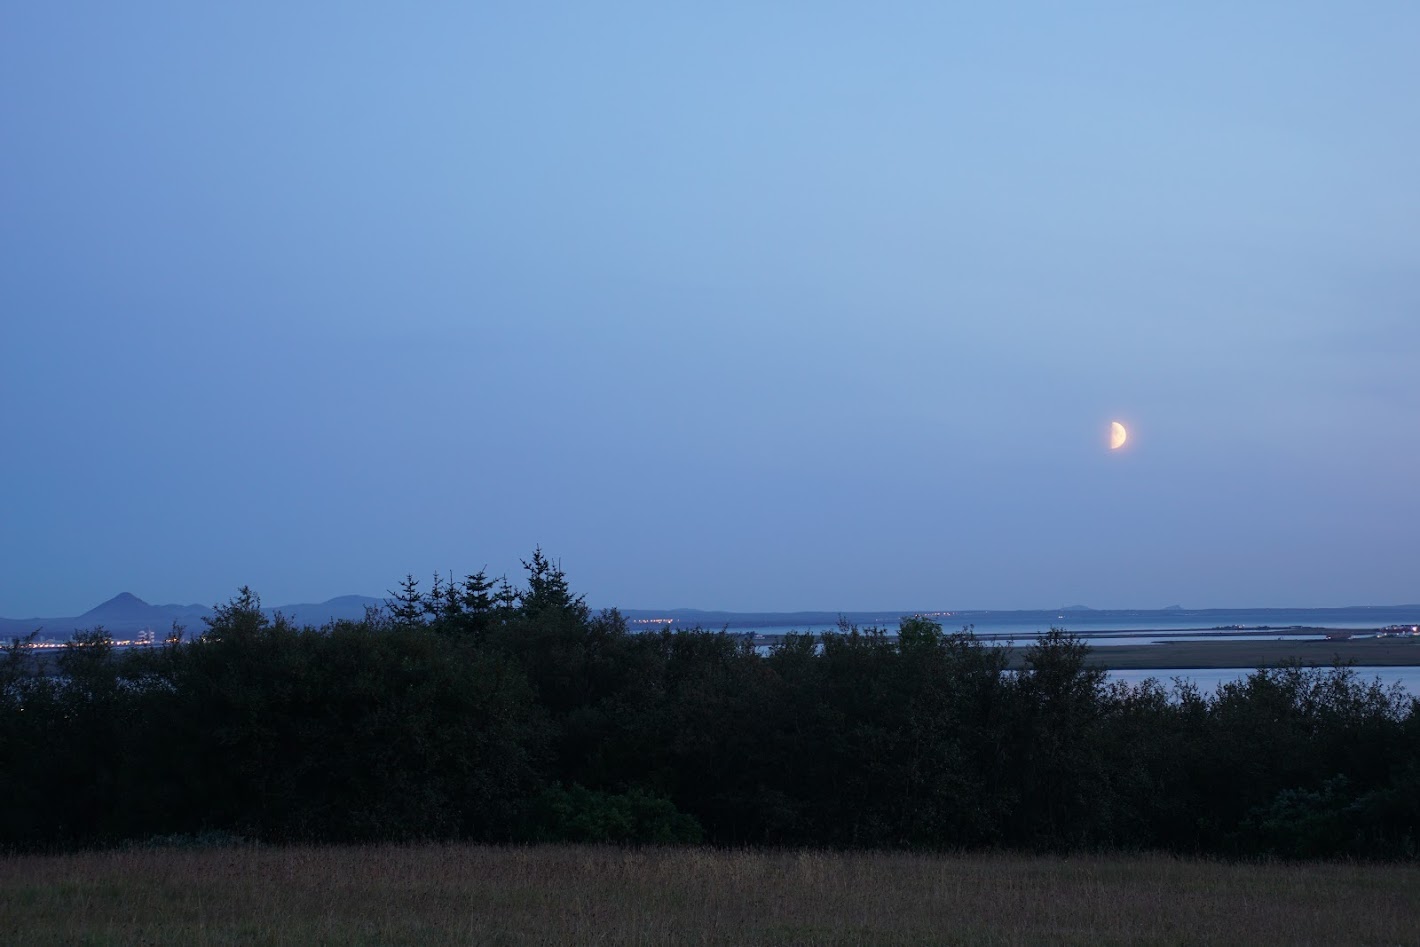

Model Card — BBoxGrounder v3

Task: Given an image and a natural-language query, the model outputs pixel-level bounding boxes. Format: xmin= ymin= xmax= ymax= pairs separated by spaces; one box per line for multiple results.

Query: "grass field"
xmin=1075 ymin=635 xmax=1420 ymax=670
xmin=3 ymin=843 xmax=1418 ymax=945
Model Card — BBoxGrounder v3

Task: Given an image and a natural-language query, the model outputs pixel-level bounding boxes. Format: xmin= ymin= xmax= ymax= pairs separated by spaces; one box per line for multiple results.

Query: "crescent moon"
xmin=1110 ymin=421 xmax=1128 ymax=450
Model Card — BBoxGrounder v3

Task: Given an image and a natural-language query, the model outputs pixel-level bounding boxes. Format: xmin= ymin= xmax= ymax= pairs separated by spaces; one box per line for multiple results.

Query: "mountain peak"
xmin=81 ymin=592 xmax=154 ymax=618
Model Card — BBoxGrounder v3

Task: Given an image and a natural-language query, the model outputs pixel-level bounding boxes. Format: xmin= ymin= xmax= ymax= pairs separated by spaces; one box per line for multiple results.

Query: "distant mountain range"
xmin=3 ymin=596 xmax=1418 ymax=641
xmin=0 ymin=592 xmax=385 ymax=640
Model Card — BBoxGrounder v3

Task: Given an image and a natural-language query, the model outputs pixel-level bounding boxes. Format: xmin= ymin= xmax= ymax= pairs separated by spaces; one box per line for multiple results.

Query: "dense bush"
xmin=525 ymin=785 xmax=704 ymax=844
xmin=3 ymin=553 xmax=1417 ymax=858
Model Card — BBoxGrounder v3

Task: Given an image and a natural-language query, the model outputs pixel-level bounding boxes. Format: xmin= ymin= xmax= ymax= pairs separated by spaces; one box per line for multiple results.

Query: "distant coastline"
xmin=5 ymin=595 xmax=1419 ymax=644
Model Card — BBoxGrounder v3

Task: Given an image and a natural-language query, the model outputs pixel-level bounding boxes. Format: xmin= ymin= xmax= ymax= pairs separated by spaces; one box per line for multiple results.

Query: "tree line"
xmin=3 ymin=550 xmax=1418 ymax=858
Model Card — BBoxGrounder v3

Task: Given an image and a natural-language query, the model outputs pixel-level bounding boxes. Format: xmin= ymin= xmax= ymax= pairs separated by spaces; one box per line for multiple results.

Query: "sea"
xmin=700 ymin=605 xmax=1420 ymax=695
xmin=707 ymin=605 xmax=1420 ymax=640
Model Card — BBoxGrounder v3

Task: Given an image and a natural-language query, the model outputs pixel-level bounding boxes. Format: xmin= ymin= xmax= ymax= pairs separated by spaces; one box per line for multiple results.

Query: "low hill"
xmin=0 ymin=594 xmax=385 ymax=640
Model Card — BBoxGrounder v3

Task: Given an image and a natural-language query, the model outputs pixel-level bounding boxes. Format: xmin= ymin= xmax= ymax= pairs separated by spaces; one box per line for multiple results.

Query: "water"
xmin=732 ymin=609 xmax=1420 ymax=696
xmin=743 ymin=650 xmax=1420 ymax=696
xmin=727 ymin=619 xmax=1407 ymax=639
xmin=741 ymin=628 xmax=1360 ymax=648
xmin=744 ymin=633 xmax=1340 ymax=647
xmin=1067 ymin=633 xmax=1333 ymax=646
xmin=695 ymin=604 xmax=1420 ymax=639
xmin=723 ymin=605 xmax=1420 ymax=653
xmin=1106 ymin=666 xmax=1420 ymax=695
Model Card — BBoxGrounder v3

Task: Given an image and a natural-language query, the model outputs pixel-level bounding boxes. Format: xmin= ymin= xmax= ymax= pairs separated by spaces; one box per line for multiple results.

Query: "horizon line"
xmin=5 ymin=592 xmax=1420 ymax=622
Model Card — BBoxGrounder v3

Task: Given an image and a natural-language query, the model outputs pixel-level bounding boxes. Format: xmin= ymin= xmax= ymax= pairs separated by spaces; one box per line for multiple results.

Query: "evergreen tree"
xmin=386 ymin=574 xmax=425 ymax=630
xmin=200 ymin=586 xmax=269 ymax=641
xmin=460 ymin=569 xmax=498 ymax=615
xmin=518 ymin=547 xmax=588 ymax=621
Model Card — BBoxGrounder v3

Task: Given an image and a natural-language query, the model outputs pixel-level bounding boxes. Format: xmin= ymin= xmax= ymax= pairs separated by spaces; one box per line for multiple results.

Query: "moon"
xmin=1110 ymin=421 xmax=1128 ymax=450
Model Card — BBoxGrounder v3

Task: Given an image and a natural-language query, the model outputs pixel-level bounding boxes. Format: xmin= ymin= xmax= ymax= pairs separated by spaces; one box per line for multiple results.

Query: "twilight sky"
xmin=3 ymin=2 xmax=1418 ymax=616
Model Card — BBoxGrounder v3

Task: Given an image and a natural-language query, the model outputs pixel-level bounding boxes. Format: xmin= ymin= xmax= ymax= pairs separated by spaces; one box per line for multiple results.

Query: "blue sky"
xmin=3 ymin=2 xmax=1417 ymax=615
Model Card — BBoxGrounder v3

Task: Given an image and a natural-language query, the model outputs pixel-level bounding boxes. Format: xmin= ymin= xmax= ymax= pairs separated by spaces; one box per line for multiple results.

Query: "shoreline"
xmin=1072 ymin=636 xmax=1420 ymax=671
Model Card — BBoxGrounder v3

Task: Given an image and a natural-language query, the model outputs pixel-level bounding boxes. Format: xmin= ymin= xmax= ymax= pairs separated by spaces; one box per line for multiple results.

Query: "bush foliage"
xmin=3 ymin=552 xmax=1417 ymax=857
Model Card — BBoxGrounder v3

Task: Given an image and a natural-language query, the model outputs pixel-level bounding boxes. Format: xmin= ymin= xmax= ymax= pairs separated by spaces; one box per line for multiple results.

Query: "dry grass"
xmin=3 ymin=843 xmax=1418 ymax=945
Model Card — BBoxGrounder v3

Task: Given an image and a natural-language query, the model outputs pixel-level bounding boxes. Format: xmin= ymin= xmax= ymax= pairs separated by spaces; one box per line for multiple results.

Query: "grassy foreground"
xmin=3 ymin=844 xmax=1419 ymax=946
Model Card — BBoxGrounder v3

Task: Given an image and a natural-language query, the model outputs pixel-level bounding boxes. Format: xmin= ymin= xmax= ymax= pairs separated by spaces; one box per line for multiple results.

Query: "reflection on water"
xmin=747 ymin=630 xmax=1340 ymax=648
xmin=982 ymin=632 xmax=1335 ymax=647
xmin=725 ymin=620 xmax=1390 ymax=639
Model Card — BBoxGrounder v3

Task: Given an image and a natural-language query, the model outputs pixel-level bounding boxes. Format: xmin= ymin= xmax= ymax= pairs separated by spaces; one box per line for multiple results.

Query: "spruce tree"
xmin=386 ymin=574 xmax=425 ymax=630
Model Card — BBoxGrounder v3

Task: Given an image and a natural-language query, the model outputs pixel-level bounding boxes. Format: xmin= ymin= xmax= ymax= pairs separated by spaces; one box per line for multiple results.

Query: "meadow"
xmin=3 ymin=843 xmax=1419 ymax=945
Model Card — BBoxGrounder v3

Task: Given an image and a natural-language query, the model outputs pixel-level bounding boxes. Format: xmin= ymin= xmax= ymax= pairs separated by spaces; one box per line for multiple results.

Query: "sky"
xmin=3 ymin=2 xmax=1418 ymax=616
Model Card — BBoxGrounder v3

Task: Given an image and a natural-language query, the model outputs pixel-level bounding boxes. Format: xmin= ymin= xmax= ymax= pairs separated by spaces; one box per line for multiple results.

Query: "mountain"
xmin=80 ymin=592 xmax=208 ymax=626
xmin=80 ymin=592 xmax=149 ymax=620
xmin=0 ymin=593 xmax=386 ymax=640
